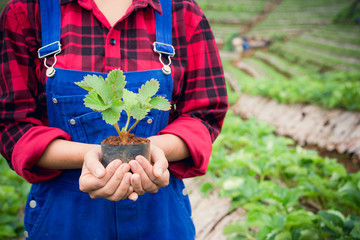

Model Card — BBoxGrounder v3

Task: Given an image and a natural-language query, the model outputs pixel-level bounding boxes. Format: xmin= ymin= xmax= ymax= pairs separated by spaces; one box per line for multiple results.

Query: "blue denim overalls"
xmin=23 ymin=0 xmax=196 ymax=239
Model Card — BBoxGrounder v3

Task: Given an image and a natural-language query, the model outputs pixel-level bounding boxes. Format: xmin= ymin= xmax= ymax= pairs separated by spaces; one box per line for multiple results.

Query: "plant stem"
xmin=123 ymin=110 xmax=131 ymax=133
xmin=123 ymin=132 xmax=128 ymax=144
xmin=127 ymin=119 xmax=140 ymax=133
xmin=114 ymin=123 xmax=122 ymax=136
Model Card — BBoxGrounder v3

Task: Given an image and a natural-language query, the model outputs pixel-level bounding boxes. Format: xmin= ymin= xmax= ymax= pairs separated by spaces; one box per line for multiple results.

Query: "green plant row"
xmin=0 ymin=157 xmax=30 ymax=239
xmin=202 ymin=110 xmax=360 ymax=240
xmin=198 ymin=2 xmax=265 ymax=14
xmin=252 ymin=51 xmax=314 ymax=78
xmin=266 ymin=44 xmax=329 ymax=72
xmin=223 ymin=60 xmax=360 ymax=111
xmin=290 ymin=38 xmax=360 ymax=60
xmin=205 ymin=11 xmax=255 ymax=22
xmin=307 ymin=30 xmax=360 ymax=45
xmin=241 ymin=58 xmax=288 ymax=81
xmin=269 ymin=42 xmax=359 ymax=71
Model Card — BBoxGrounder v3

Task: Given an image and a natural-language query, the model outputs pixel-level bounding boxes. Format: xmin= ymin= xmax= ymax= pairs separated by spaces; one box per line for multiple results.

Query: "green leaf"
xmin=110 ymin=98 xmax=125 ymax=113
xmin=256 ymin=225 xmax=275 ymax=240
xmin=148 ymin=96 xmax=171 ymax=110
xmin=77 ymin=74 xmax=114 ymax=104
xmin=101 ymin=108 xmax=120 ymax=125
xmin=274 ymin=231 xmax=291 ymax=240
xmin=123 ymin=89 xmax=138 ymax=107
xmin=223 ymin=177 xmax=245 ymax=191
xmin=200 ymin=182 xmax=214 ymax=197
xmin=0 ymin=213 xmax=14 ymax=224
xmin=74 ymin=79 xmax=92 ymax=92
xmin=299 ymin=229 xmax=321 ymax=240
xmin=318 ymin=210 xmax=345 ymax=235
xmin=138 ymin=78 xmax=160 ymax=103
xmin=246 ymin=211 xmax=272 ymax=227
xmin=223 ymin=221 xmax=248 ymax=235
xmin=287 ymin=210 xmax=318 ymax=228
xmin=128 ymin=103 xmax=148 ymax=121
xmin=106 ymin=69 xmax=126 ymax=100
xmin=83 ymin=90 xmax=110 ymax=112
xmin=0 ymin=225 xmax=16 ymax=237
xmin=351 ymin=221 xmax=360 ymax=239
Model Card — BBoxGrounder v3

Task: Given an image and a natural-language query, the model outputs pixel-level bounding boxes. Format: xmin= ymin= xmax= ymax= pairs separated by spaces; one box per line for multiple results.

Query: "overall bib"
xmin=23 ymin=0 xmax=196 ymax=239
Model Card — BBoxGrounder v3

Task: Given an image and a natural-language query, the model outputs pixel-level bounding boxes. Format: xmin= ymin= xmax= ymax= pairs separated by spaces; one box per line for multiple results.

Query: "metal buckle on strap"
xmin=38 ymin=41 xmax=61 ymax=59
xmin=153 ymin=42 xmax=175 ymax=57
xmin=38 ymin=41 xmax=61 ymax=77
xmin=153 ymin=42 xmax=175 ymax=75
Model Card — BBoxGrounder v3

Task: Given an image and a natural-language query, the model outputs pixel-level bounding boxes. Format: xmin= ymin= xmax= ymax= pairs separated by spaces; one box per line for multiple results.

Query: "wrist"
xmin=148 ymin=134 xmax=190 ymax=162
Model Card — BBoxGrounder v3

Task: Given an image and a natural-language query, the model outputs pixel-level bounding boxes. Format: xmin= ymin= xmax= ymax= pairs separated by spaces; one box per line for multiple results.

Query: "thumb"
xmin=151 ymin=146 xmax=168 ymax=178
xmin=83 ymin=146 xmax=106 ymax=178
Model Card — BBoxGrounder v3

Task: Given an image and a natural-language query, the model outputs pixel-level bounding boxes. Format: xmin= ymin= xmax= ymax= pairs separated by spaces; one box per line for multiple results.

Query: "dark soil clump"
xmin=102 ymin=134 xmax=150 ymax=145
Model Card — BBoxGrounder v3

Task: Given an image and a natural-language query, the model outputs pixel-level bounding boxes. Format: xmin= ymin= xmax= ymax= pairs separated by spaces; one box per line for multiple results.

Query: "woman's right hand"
xmin=79 ymin=146 xmax=138 ymax=201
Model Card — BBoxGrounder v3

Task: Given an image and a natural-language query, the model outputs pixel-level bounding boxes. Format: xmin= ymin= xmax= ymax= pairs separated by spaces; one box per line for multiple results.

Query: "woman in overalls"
xmin=0 ymin=0 xmax=228 ymax=239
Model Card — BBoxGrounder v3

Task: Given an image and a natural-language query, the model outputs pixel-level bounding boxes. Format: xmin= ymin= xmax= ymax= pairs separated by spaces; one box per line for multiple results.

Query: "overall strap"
xmin=38 ymin=0 xmax=61 ymax=58
xmin=153 ymin=0 xmax=175 ymax=75
xmin=38 ymin=0 xmax=61 ymax=77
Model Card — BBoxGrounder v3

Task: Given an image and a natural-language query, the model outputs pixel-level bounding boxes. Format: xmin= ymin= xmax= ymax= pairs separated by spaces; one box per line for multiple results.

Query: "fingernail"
xmin=95 ymin=168 xmax=104 ymax=177
xmin=121 ymin=164 xmax=128 ymax=173
xmin=129 ymin=194 xmax=138 ymax=202
xmin=123 ymin=174 xmax=130 ymax=183
xmin=114 ymin=160 xmax=121 ymax=168
xmin=130 ymin=161 xmax=138 ymax=170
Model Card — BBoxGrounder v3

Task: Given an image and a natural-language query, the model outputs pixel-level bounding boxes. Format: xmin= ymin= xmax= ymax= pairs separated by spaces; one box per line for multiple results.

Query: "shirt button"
xmin=52 ymin=98 xmax=58 ymax=104
xmin=110 ymin=38 xmax=116 ymax=45
xmin=29 ymin=200 xmax=37 ymax=208
xmin=24 ymin=231 xmax=29 ymax=238
xmin=147 ymin=118 xmax=153 ymax=124
xmin=182 ymin=188 xmax=188 ymax=196
xmin=70 ymin=119 xmax=76 ymax=125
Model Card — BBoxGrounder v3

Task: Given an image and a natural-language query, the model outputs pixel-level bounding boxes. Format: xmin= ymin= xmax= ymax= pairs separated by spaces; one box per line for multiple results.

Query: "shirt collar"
xmin=60 ymin=0 xmax=163 ymax=14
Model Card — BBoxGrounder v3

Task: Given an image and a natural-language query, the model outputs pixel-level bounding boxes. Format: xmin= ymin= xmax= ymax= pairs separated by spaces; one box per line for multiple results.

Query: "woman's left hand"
xmin=129 ymin=144 xmax=170 ymax=195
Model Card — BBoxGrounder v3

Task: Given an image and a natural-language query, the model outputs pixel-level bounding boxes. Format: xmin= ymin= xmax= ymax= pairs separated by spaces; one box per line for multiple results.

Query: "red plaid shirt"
xmin=0 ymin=0 xmax=228 ymax=183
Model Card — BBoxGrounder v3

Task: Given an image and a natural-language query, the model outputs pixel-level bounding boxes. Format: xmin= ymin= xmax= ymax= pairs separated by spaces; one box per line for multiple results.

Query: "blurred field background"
xmin=0 ymin=0 xmax=359 ymax=239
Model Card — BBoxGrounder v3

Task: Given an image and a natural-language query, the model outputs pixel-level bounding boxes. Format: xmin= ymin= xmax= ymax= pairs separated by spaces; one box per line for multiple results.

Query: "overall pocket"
xmin=24 ymin=184 xmax=53 ymax=239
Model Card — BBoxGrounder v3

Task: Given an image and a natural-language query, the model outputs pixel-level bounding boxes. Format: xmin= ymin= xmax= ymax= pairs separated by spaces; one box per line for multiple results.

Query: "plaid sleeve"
xmin=0 ymin=2 xmax=68 ymax=182
xmin=161 ymin=3 xmax=229 ymax=179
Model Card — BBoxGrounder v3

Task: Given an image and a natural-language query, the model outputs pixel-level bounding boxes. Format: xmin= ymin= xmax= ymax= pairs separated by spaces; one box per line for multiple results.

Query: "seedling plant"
xmin=75 ymin=69 xmax=171 ymax=144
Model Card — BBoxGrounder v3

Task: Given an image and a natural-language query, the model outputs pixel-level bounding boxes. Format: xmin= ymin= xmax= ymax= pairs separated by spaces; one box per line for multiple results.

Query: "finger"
xmin=126 ymin=186 xmax=134 ymax=197
xmin=128 ymin=192 xmax=139 ymax=201
xmin=153 ymin=158 xmax=168 ymax=178
xmin=150 ymin=147 xmax=169 ymax=178
xmin=149 ymin=147 xmax=170 ymax=187
xmin=89 ymin=163 xmax=130 ymax=198
xmin=107 ymin=172 xmax=132 ymax=201
xmin=134 ymin=156 xmax=155 ymax=181
xmin=84 ymin=147 xmax=106 ymax=178
xmin=130 ymin=173 xmax=145 ymax=195
xmin=79 ymin=159 xmax=121 ymax=193
xmin=135 ymin=155 xmax=169 ymax=188
xmin=129 ymin=159 xmax=158 ymax=193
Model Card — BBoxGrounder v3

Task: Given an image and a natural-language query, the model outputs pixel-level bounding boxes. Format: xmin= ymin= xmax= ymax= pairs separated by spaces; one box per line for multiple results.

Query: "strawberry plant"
xmin=75 ymin=69 xmax=171 ymax=144
xmin=204 ymin=111 xmax=360 ymax=240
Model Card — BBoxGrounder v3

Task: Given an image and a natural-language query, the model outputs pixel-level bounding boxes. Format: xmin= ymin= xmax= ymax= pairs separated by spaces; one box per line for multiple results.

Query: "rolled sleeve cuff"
xmin=12 ymin=126 xmax=71 ymax=183
xmin=158 ymin=116 xmax=212 ymax=179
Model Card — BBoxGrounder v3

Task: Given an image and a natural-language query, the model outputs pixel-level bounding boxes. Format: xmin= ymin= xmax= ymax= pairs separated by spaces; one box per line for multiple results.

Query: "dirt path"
xmin=240 ymin=0 xmax=284 ymax=35
xmin=230 ymin=93 xmax=360 ymax=172
xmin=184 ymin=177 xmax=247 ymax=240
